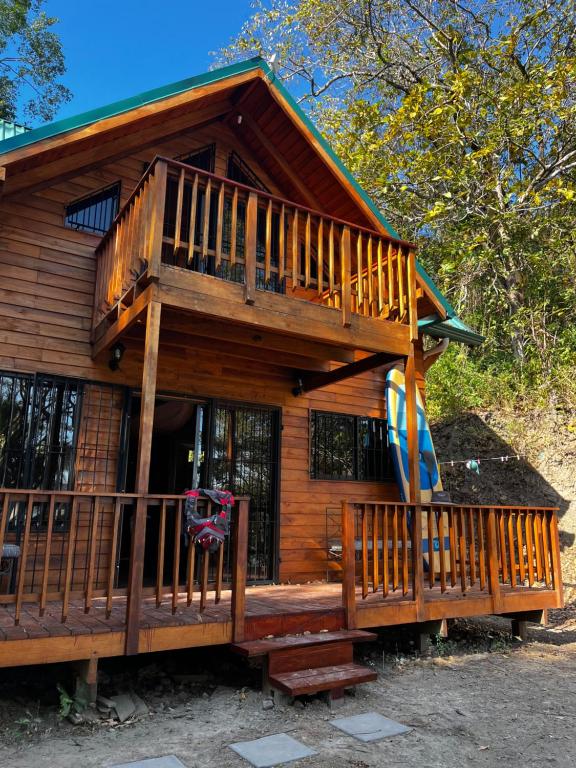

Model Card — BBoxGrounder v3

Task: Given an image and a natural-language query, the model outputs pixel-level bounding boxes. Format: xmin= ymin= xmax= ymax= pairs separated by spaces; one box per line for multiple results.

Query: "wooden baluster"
xmin=304 ymin=212 xmax=311 ymax=288
xmin=525 ymin=510 xmax=535 ymax=586
xmin=486 ymin=508 xmax=503 ymax=612
xmin=448 ymin=506 xmax=457 ymax=587
xmin=499 ymin=510 xmax=509 ymax=582
xmin=397 ymin=245 xmax=406 ymax=321
xmin=377 ymin=239 xmax=384 ymax=316
xmin=244 ymin=192 xmax=258 ymax=304
xmin=278 ymin=203 xmax=285 ymax=282
xmin=106 ymin=498 xmax=121 ymax=619
xmin=367 ymin=235 xmax=374 ymax=315
xmin=517 ymin=512 xmax=526 ymax=584
xmin=201 ymin=178 xmax=211 ymax=261
xmin=341 ymin=226 xmax=352 ymax=328
xmin=315 ymin=217 xmax=324 ymax=295
xmin=507 ymin=511 xmax=517 ymax=588
xmin=549 ymin=512 xmax=563 ymax=602
xmin=291 ymin=208 xmax=299 ymax=290
xmin=172 ymin=500 xmax=182 ymax=614
xmin=263 ymin=197 xmax=272 ymax=284
xmin=407 ymin=247 xmax=419 ymax=339
xmin=458 ymin=508 xmax=467 ymax=592
xmin=427 ymin=506 xmax=434 ymax=588
xmin=15 ymin=494 xmax=34 ymax=626
xmin=437 ymin=508 xmax=447 ymax=593
xmin=156 ymin=500 xmax=166 ymax=608
xmin=215 ymin=182 xmax=225 ymax=269
xmin=534 ymin=511 xmax=543 ymax=581
xmin=387 ymin=241 xmax=395 ymax=317
xmin=392 ymin=505 xmax=399 ymax=591
xmin=371 ymin=505 xmax=379 ymax=592
xmin=187 ymin=174 xmax=199 ymax=264
xmin=215 ymin=543 xmax=224 ymax=604
xmin=356 ymin=231 xmax=363 ymax=311
xmin=199 ymin=549 xmax=209 ymax=612
xmin=173 ymin=168 xmax=185 ymax=258
xmin=382 ymin=506 xmax=389 ymax=598
xmin=230 ymin=186 xmax=238 ymax=266
xmin=328 ymin=220 xmax=335 ymax=297
xmin=0 ymin=494 xmax=9 ymax=585
xmin=541 ymin=510 xmax=552 ymax=587
xmin=186 ymin=538 xmax=196 ymax=607
xmin=39 ymin=495 xmax=55 ymax=617
xmin=62 ymin=497 xmax=79 ymax=623
xmin=85 ymin=497 xmax=100 ymax=614
xmin=477 ymin=511 xmax=486 ymax=591
xmin=361 ymin=506 xmax=369 ymax=598
xmin=468 ymin=508 xmax=476 ymax=586
xmin=402 ymin=507 xmax=409 ymax=596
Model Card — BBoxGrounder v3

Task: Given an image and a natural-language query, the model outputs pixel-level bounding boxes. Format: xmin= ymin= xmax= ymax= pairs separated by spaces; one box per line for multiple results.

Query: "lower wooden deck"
xmin=0 ymin=580 xmax=559 ymax=668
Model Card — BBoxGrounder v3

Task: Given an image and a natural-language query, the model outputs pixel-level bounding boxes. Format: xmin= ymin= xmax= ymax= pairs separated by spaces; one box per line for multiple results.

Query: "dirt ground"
xmin=0 ymin=407 xmax=574 ymax=768
xmin=0 ymin=615 xmax=575 ymax=768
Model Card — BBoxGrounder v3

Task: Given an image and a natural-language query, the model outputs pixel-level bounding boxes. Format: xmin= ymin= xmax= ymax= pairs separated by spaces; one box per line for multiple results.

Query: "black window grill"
xmin=227 ymin=151 xmax=269 ymax=192
xmin=65 ymin=182 xmax=120 ymax=235
xmin=177 ymin=143 xmax=216 ymax=173
xmin=310 ymin=410 xmax=393 ymax=482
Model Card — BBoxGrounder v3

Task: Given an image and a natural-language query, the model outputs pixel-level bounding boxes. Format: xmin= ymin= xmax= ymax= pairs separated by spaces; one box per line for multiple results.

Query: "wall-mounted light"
xmin=108 ymin=342 xmax=125 ymax=371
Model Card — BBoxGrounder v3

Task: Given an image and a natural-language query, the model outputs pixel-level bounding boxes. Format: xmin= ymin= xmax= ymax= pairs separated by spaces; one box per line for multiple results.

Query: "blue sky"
xmin=42 ymin=0 xmax=257 ymax=123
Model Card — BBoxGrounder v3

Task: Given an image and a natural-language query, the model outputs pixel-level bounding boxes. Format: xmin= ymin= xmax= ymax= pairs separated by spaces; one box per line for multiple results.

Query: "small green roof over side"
xmin=419 ymin=314 xmax=485 ymax=346
xmin=0 ymin=56 xmax=481 ymax=346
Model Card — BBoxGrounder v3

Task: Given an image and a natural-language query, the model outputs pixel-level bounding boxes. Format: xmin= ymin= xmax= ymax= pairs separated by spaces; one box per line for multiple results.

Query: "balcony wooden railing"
xmin=341 ymin=501 xmax=563 ymax=628
xmin=0 ymin=490 xmax=249 ymax=639
xmin=94 ymin=157 xmax=418 ymax=336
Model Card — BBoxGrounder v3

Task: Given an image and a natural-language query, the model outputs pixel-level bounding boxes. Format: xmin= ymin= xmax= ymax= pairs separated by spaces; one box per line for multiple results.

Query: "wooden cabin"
xmin=0 ymin=57 xmax=562 ymax=700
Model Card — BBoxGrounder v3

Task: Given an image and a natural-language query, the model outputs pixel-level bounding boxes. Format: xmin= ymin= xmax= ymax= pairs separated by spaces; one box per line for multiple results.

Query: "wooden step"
xmin=269 ymin=662 xmax=377 ymax=697
xmin=231 ymin=629 xmax=377 ymax=658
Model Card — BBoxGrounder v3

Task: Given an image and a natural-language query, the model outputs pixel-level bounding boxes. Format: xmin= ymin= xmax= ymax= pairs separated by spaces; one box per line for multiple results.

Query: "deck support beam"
xmin=293 ymin=352 xmax=402 ymax=395
xmin=125 ymin=300 xmax=162 ymax=656
xmin=73 ymin=657 xmax=99 ymax=706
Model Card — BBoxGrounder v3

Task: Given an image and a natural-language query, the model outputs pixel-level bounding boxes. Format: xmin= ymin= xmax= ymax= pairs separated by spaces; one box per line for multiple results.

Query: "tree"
xmin=0 ymin=0 xmax=70 ymax=123
xmin=222 ymin=0 xmax=576 ymax=385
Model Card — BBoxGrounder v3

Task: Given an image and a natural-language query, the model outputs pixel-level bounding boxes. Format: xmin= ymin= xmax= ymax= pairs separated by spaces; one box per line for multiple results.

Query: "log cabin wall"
xmin=0 ymin=118 xmax=407 ymax=587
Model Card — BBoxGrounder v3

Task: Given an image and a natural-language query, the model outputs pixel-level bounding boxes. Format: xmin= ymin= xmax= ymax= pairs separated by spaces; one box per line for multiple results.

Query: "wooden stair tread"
xmin=269 ymin=662 xmax=377 ymax=696
xmin=231 ymin=630 xmax=377 ymax=657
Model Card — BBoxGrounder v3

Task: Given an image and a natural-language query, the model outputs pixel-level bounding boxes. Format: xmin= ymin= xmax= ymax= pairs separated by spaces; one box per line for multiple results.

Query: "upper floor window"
xmin=227 ymin=151 xmax=269 ymax=192
xmin=310 ymin=410 xmax=393 ymax=482
xmin=177 ymin=143 xmax=216 ymax=173
xmin=65 ymin=182 xmax=121 ymax=235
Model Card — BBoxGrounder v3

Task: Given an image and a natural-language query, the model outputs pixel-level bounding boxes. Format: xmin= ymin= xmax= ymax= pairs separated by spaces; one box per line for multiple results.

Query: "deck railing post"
xmin=125 ymin=300 xmax=162 ymax=655
xmin=486 ymin=507 xmax=503 ymax=612
xmin=232 ymin=498 xmax=250 ymax=642
xmin=412 ymin=505 xmax=425 ymax=620
xmin=341 ymin=500 xmax=357 ymax=629
xmin=244 ymin=192 xmax=258 ymax=305
xmin=147 ymin=159 xmax=167 ymax=280
xmin=549 ymin=511 xmax=564 ymax=607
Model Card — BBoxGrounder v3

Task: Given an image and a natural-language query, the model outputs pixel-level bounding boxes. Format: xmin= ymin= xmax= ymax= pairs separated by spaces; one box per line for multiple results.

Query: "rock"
xmin=293 ymin=700 xmax=305 ymax=710
xmin=262 ymin=698 xmax=274 ymax=711
xmin=96 ymin=695 xmax=116 ymax=709
xmin=110 ymin=694 xmax=136 ymax=723
xmin=130 ymin=693 xmax=149 ymax=717
xmin=67 ymin=711 xmax=83 ymax=725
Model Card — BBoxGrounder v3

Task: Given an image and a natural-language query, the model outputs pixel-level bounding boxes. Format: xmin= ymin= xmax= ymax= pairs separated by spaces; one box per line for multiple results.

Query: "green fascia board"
xmin=0 ymin=55 xmax=478 ymax=340
xmin=0 ymin=56 xmax=267 ymax=156
xmin=419 ymin=313 xmax=485 ymax=346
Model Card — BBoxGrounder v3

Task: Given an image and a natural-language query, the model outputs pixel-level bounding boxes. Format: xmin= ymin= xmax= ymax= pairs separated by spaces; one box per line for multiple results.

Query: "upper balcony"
xmin=92 ymin=157 xmax=422 ymax=360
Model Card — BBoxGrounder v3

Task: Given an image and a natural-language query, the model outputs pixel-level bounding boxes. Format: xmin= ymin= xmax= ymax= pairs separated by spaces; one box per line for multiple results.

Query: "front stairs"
xmin=231 ymin=629 xmax=377 ymax=707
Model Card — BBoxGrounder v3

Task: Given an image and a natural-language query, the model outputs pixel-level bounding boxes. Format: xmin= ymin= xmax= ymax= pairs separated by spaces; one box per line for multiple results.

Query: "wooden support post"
xmin=73 ymin=657 xmax=98 ymax=707
xmin=244 ymin=192 xmax=258 ymax=305
xmin=511 ymin=619 xmax=528 ymax=642
xmin=147 ymin=160 xmax=167 ymax=279
xmin=404 ymin=353 xmax=421 ymax=504
xmin=415 ymin=619 xmax=448 ymax=653
xmin=125 ymin=300 xmax=162 ymax=655
xmin=341 ymin=226 xmax=352 ymax=328
xmin=341 ymin=500 xmax=357 ymax=629
xmin=232 ymin=498 xmax=250 ymax=642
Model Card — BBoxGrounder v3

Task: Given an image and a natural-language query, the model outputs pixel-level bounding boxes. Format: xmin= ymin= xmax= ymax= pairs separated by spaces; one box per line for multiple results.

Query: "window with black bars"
xmin=310 ymin=410 xmax=393 ymax=482
xmin=65 ymin=182 xmax=120 ymax=235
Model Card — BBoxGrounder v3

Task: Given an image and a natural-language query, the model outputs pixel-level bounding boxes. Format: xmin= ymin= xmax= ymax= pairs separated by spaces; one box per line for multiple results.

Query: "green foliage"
xmin=222 ymin=0 xmax=576 ymax=411
xmin=0 ymin=0 xmax=70 ymax=122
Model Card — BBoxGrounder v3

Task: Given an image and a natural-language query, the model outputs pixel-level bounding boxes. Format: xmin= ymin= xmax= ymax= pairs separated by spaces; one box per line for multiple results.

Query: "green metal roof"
xmin=418 ymin=314 xmax=485 ymax=346
xmin=0 ymin=55 xmax=481 ymax=345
